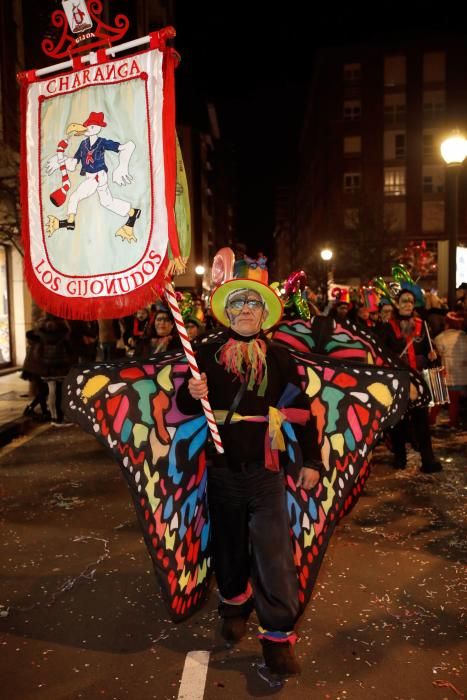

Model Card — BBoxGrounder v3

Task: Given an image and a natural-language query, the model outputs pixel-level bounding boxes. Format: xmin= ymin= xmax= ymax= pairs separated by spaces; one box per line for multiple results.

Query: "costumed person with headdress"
xmin=176 ymin=270 xmax=322 ymax=676
xmin=64 ymin=249 xmax=412 ymax=680
xmin=349 ymin=286 xmax=380 ymax=329
xmin=377 ymin=266 xmax=442 ymax=473
xmin=328 ymin=286 xmax=351 ymax=322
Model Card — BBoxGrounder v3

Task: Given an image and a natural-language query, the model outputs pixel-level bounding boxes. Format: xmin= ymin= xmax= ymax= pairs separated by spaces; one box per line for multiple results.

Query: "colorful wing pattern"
xmin=282 ymin=348 xmax=410 ymax=612
xmin=272 ymin=317 xmax=430 ymax=408
xmin=64 ymin=325 xmax=411 ymax=622
xmin=64 ymin=352 xmax=212 ymax=622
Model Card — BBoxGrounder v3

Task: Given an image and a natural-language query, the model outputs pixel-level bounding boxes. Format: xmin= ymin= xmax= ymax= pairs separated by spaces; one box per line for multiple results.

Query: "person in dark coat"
xmin=177 ymin=279 xmax=322 ymax=676
xmin=380 ymin=289 xmax=441 ymax=473
xmin=36 ymin=314 xmax=74 ymax=425
xmin=21 ymin=329 xmax=50 ymax=420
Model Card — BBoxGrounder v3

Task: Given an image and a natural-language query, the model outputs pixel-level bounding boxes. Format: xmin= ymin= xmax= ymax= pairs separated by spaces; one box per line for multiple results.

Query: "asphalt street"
xmin=0 ymin=421 xmax=465 ymax=700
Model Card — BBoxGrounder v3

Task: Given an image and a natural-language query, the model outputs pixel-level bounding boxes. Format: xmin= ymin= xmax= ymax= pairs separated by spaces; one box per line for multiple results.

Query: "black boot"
xmin=221 ymin=616 xmax=248 ymax=643
xmin=125 ymin=208 xmax=141 ymax=227
xmin=420 ymin=461 xmax=442 ymax=473
xmin=261 ymin=639 xmax=301 ymax=676
xmin=393 ymin=454 xmax=407 ymax=470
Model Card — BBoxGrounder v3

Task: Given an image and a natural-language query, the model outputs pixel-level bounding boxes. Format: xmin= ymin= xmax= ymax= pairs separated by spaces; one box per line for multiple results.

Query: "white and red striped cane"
xmin=50 ymin=139 xmax=71 ymax=207
xmin=164 ymin=281 xmax=224 ymax=453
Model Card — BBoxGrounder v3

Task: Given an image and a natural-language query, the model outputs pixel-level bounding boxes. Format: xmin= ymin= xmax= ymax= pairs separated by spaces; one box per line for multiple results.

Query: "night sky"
xmin=174 ymin=2 xmax=463 ymax=257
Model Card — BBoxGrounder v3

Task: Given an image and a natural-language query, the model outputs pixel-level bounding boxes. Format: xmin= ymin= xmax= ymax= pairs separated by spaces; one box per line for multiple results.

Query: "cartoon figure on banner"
xmin=44 ymin=111 xmax=141 ymax=243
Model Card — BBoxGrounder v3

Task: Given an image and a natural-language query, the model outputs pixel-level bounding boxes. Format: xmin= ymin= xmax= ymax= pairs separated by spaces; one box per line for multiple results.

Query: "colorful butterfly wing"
xmin=64 ymin=352 xmax=212 ymax=622
xmin=285 ymin=350 xmax=410 ymax=612
xmin=273 ymin=317 xmax=430 ymax=408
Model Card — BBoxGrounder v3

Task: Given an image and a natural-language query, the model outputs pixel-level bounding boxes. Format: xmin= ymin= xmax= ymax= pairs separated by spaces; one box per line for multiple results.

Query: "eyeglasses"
xmin=399 ymin=297 xmax=414 ymax=304
xmin=227 ymin=298 xmax=265 ymax=311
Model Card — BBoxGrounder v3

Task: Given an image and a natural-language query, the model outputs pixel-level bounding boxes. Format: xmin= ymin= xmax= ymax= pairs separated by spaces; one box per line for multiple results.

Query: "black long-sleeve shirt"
xmin=177 ymin=330 xmax=322 ymax=470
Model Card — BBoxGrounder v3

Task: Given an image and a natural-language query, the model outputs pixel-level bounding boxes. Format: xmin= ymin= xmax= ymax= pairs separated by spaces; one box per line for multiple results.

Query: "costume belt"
xmin=213 ymin=405 xmax=309 ymax=472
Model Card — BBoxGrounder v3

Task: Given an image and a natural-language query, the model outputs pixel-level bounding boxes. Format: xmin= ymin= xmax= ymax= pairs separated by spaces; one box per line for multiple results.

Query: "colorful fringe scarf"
xmin=216 ymin=337 xmax=268 ymax=396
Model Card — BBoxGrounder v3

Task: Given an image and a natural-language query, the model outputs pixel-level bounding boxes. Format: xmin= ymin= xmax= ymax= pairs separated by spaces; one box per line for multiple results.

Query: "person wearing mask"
xmin=177 ymin=278 xmax=322 ymax=676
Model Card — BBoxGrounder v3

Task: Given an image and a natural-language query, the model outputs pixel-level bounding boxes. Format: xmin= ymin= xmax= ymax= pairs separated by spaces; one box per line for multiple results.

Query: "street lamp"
xmin=195 ymin=264 xmax=205 ymax=295
xmin=320 ymin=248 xmax=333 ymax=306
xmin=440 ymin=130 xmax=467 ymax=309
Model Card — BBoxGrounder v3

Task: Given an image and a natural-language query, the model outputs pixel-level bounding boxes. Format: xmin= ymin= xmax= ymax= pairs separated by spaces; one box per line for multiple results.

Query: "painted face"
xmin=225 ymin=290 xmax=268 ymax=336
xmin=154 ymin=313 xmax=174 ymax=336
xmin=397 ymin=293 xmax=415 ymax=317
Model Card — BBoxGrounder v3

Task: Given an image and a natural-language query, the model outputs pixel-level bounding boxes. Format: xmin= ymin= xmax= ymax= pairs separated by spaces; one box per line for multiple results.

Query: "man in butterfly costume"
xmin=64 ymin=271 xmax=421 ymax=677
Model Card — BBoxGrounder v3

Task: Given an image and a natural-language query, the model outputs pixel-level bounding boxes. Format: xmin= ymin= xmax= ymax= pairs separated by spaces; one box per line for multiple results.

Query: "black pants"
xmin=391 ymin=406 xmax=436 ymax=466
xmin=207 ymin=463 xmax=299 ymax=633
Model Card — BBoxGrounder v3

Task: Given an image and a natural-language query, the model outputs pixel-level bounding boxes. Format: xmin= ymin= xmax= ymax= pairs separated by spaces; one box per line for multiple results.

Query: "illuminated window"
xmin=384 ymin=168 xmax=406 ymax=196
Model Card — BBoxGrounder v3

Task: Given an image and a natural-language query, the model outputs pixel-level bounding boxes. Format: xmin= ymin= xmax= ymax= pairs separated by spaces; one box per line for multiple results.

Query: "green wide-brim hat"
xmin=211 ymin=278 xmax=283 ymax=330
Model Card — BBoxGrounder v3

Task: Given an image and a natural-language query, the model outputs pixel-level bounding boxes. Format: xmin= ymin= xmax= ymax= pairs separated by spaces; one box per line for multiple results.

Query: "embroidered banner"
xmin=19 ymin=42 xmax=181 ymax=319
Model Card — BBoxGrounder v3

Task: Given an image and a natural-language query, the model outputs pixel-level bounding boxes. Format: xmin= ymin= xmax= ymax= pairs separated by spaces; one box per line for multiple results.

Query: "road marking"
xmin=177 ymin=650 xmax=210 ymax=700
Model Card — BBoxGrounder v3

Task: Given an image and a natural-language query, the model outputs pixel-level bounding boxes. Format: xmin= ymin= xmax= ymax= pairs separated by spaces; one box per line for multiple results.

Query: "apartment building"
xmin=293 ymin=37 xmax=467 ymax=288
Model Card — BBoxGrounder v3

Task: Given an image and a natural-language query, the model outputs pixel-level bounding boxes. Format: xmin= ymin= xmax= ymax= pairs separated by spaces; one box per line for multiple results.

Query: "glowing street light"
xmin=440 ymin=130 xmax=467 ymax=309
xmin=319 ymin=248 xmax=334 ymax=308
xmin=440 ymin=130 xmax=467 ymax=165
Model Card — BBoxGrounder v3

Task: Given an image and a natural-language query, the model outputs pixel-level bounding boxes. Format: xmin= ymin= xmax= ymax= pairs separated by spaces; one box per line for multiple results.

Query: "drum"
xmin=422 ymin=367 xmax=450 ymax=406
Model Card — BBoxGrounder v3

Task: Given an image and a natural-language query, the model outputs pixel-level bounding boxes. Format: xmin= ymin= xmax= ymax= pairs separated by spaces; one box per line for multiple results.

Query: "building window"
xmin=423 ymin=133 xmax=434 ymax=158
xmin=384 ymin=202 xmax=406 ymax=232
xmin=384 ymin=55 xmax=406 ymax=87
xmin=423 ymin=91 xmax=445 ymax=120
xmin=422 ymin=202 xmax=444 ymax=232
xmin=344 ymin=208 xmax=360 ymax=229
xmin=395 ymin=133 xmax=406 ymax=158
xmin=422 ymin=166 xmax=444 ymax=193
xmin=423 ymin=52 xmax=446 ymax=83
xmin=384 ymin=94 xmax=406 ymax=125
xmin=384 ymin=131 xmax=406 ymax=160
xmin=384 ymin=168 xmax=406 ymax=196
xmin=343 ymin=100 xmax=361 ymax=121
xmin=344 ymin=63 xmax=361 ymax=83
xmin=343 ymin=173 xmax=361 ymax=194
xmin=344 ymin=136 xmax=361 ymax=155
